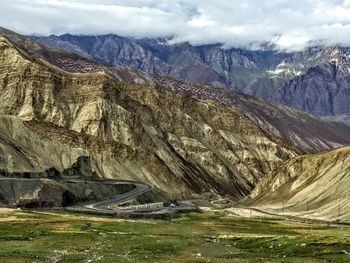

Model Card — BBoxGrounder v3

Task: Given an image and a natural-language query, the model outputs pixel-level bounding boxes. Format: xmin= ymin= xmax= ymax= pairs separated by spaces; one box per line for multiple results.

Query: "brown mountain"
xmin=0 ymin=28 xmax=350 ymax=201
xmin=2 ymin=28 xmax=349 ymax=153
xmin=249 ymin=146 xmax=350 ymax=221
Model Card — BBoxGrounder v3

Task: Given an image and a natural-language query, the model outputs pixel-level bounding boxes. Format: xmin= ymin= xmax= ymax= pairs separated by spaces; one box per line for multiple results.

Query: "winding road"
xmin=0 ymin=177 xmax=195 ymax=214
xmin=84 ymin=182 xmax=153 ymax=211
xmin=82 ymin=180 xmax=195 ymax=213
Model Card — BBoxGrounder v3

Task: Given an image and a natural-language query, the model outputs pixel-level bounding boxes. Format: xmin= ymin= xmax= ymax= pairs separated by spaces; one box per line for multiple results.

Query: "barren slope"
xmin=250 ymin=146 xmax=350 ymax=221
xmin=0 ymin=115 xmax=87 ymax=176
xmin=1 ymin=29 xmax=350 ymax=202
xmin=0 ymin=35 xmax=300 ymax=199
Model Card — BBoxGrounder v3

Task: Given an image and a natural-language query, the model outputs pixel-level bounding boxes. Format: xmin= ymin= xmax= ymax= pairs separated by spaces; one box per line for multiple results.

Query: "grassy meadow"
xmin=0 ymin=209 xmax=349 ymax=262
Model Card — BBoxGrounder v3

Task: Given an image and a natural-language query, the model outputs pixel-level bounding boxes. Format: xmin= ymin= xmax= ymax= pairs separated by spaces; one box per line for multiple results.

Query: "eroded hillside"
xmin=0 ymin=115 xmax=88 ymax=176
xmin=250 ymin=146 xmax=350 ymax=221
xmin=0 ymin=35 xmax=300 ymax=199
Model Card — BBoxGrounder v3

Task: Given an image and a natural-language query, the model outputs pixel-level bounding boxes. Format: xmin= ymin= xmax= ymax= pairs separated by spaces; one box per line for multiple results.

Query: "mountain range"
xmin=33 ymin=34 xmax=350 ymax=125
xmin=0 ymin=27 xmax=349 ymax=220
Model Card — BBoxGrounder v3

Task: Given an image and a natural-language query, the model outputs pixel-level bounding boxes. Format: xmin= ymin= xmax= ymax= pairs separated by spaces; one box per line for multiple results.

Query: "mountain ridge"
xmin=32 ymin=32 xmax=350 ymax=124
xmin=31 ymin=32 xmax=288 ymax=90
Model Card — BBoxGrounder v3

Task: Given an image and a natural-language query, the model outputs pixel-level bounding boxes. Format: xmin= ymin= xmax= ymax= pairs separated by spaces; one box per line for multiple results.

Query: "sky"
xmin=1 ymin=0 xmax=350 ymax=50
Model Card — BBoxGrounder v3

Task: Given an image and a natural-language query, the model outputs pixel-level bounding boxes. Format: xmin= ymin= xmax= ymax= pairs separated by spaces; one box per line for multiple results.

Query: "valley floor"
xmin=0 ymin=209 xmax=349 ymax=262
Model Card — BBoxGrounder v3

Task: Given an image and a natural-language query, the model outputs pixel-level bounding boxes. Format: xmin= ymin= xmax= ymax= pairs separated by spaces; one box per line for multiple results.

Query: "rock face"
xmin=246 ymin=47 xmax=350 ymax=123
xmin=0 ymin=115 xmax=89 ymax=177
xmin=249 ymin=146 xmax=350 ymax=221
xmin=33 ymin=33 xmax=350 ymax=123
xmin=0 ymin=30 xmax=349 ymax=201
xmin=0 ymin=115 xmax=139 ymax=208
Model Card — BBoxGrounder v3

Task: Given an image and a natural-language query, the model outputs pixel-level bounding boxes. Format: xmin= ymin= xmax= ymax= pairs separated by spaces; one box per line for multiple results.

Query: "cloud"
xmin=1 ymin=0 xmax=350 ymax=50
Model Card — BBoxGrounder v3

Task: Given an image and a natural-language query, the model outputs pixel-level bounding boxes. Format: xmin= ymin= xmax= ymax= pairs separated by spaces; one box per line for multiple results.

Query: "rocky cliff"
xmin=0 ymin=115 xmax=131 ymax=207
xmin=0 ymin=115 xmax=88 ymax=177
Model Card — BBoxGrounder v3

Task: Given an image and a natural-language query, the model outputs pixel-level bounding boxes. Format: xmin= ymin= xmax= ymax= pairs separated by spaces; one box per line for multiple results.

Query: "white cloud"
xmin=188 ymin=17 xmax=216 ymax=28
xmin=1 ymin=0 xmax=350 ymax=50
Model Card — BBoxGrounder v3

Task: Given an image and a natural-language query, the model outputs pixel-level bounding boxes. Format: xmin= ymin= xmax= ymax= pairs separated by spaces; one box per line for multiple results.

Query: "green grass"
xmin=0 ymin=209 xmax=349 ymax=262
